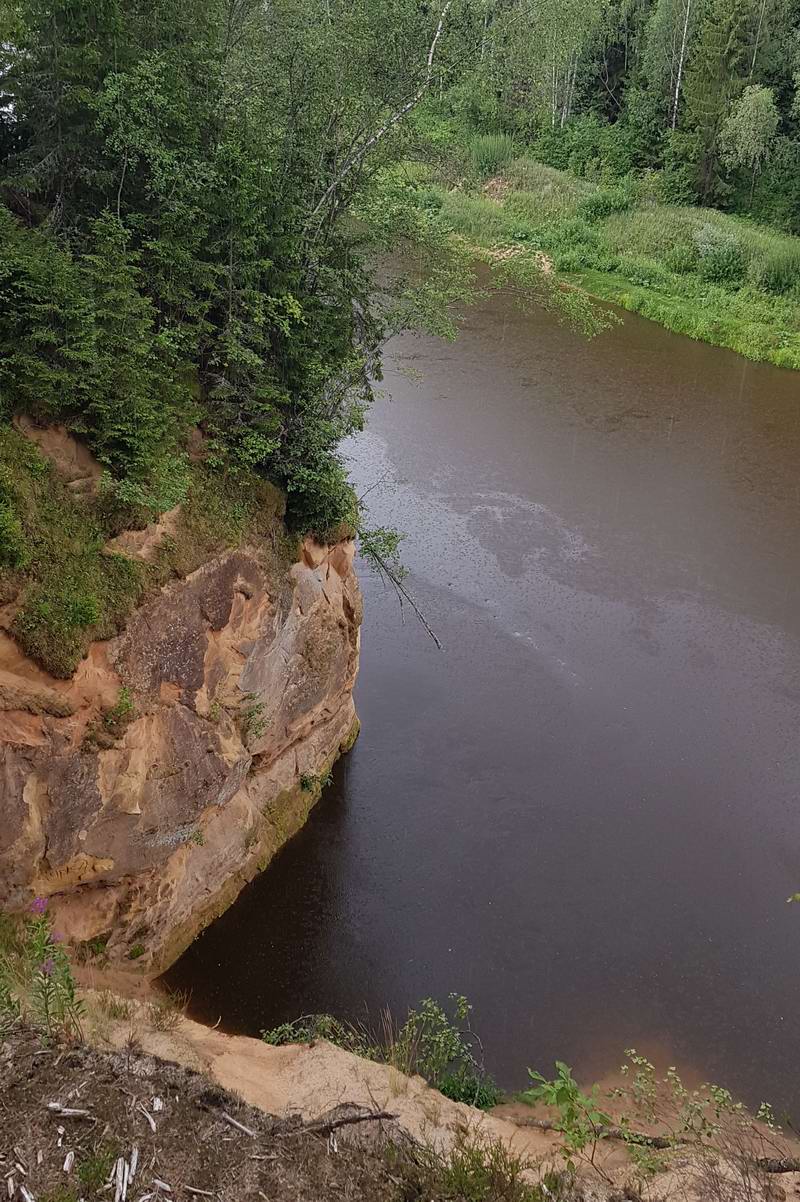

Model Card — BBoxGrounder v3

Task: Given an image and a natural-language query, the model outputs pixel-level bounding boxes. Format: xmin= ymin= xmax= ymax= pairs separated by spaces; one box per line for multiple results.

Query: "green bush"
xmin=575 ymin=184 xmax=632 ymax=224
xmin=694 ymin=223 xmax=745 ymax=287
xmin=664 ymin=241 xmax=700 ymax=273
xmin=439 ymin=1065 xmax=503 ymax=1110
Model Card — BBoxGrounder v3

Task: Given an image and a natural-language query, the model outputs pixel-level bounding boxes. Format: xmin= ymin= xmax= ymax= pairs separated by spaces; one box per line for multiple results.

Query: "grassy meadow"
xmin=401 ymin=142 xmax=800 ymax=369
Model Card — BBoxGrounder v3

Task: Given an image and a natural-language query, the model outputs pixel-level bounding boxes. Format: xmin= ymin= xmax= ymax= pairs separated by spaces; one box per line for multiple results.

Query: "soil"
xmin=0 ymin=1028 xmax=440 ymax=1202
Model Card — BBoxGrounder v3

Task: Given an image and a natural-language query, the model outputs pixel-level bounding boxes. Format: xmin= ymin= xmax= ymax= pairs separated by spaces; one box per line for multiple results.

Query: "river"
xmin=165 ymin=287 xmax=800 ymax=1114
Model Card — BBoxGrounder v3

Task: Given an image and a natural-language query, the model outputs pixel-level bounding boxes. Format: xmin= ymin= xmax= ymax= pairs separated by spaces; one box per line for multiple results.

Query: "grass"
xmin=0 ymin=422 xmax=291 ymax=678
xmin=76 ymin=1143 xmax=118 ymax=1192
xmin=468 ymin=132 xmax=516 ymax=177
xmin=146 ymin=988 xmax=187 ymax=1032
xmin=409 ymin=156 xmax=800 ymax=369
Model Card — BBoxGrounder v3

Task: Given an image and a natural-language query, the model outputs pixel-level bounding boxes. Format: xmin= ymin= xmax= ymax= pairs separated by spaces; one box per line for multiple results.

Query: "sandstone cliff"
xmin=0 ymin=428 xmax=362 ymax=971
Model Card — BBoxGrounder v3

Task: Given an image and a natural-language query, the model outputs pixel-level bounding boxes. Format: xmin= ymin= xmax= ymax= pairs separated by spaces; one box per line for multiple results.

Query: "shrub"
xmin=522 ymin=1061 xmax=612 ymax=1173
xmin=439 ymin=1065 xmax=503 ymax=1110
xmin=694 ymin=223 xmax=745 ymax=287
xmin=263 ymin=995 xmax=500 ymax=1104
xmin=664 ymin=241 xmax=700 ymax=273
xmin=575 ymin=184 xmax=632 ymax=224
xmin=401 ymin=1131 xmax=542 ymax=1202
xmin=147 ymin=989 xmax=187 ymax=1032
xmin=102 ymin=686 xmax=135 ymax=735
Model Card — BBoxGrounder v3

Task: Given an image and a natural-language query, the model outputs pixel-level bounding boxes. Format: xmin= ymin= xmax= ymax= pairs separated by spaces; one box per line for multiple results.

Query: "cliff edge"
xmin=0 ymin=421 xmax=362 ymax=971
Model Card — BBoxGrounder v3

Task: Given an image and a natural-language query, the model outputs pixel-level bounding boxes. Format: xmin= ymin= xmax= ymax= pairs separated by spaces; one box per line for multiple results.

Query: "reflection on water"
xmin=165 ymin=293 xmax=800 ymax=1113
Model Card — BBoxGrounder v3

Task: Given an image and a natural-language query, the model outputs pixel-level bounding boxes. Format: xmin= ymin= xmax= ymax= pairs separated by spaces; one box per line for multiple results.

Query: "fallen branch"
xmin=368 ymin=549 xmax=443 ymax=650
xmin=756 ymin=1157 xmax=800 ymax=1173
xmin=46 ymin=1104 xmax=92 ymax=1120
xmin=509 ymin=1115 xmax=684 ymax=1149
xmin=287 ymin=1109 xmax=398 ymax=1137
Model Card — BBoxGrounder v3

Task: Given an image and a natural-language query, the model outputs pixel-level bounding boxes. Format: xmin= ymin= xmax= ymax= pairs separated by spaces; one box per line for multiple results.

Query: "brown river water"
xmin=165 ymin=289 xmax=800 ymax=1114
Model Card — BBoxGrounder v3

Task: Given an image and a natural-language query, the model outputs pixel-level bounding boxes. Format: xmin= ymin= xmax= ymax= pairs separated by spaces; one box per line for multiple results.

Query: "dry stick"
xmin=283 ymin=1110 xmax=398 ymax=1138
xmin=756 ymin=1158 xmax=800 ymax=1174
xmin=509 ymin=1115 xmax=683 ymax=1150
xmin=46 ymin=1104 xmax=92 ymax=1120
xmin=220 ymin=1112 xmax=257 ymax=1138
xmin=371 ymin=550 xmax=443 ymax=651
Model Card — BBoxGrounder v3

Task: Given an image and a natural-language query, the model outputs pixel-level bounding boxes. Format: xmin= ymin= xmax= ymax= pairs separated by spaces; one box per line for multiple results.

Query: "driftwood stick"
xmin=756 ymin=1157 xmax=800 ymax=1173
xmin=509 ymin=1115 xmax=683 ymax=1149
xmin=220 ymin=1112 xmax=257 ymax=1138
xmin=287 ymin=1110 xmax=398 ymax=1137
xmin=305 ymin=1110 xmax=396 ymax=1129
xmin=46 ymin=1104 xmax=92 ymax=1120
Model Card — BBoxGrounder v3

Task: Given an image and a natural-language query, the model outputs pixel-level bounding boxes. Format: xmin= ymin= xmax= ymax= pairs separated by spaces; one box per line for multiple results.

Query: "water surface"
xmin=166 ymin=292 xmax=800 ymax=1112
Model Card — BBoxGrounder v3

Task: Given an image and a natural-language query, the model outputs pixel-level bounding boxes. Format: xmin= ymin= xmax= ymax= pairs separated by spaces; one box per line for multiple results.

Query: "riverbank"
xmin=401 ymin=157 xmax=800 ymax=369
xmin=6 ymin=998 xmax=800 ymax=1202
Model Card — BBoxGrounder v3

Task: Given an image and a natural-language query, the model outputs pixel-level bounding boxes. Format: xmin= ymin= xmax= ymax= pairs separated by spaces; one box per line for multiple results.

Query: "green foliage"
xmin=748 ymin=243 xmax=800 ymax=294
xmin=261 ymin=1013 xmax=376 ymax=1057
xmin=240 ymin=692 xmax=269 ymax=742
xmin=0 ymin=424 xmax=146 ymax=677
xmin=102 ymin=686 xmax=135 ymax=735
xmin=0 ymin=900 xmax=85 ymax=1041
xmin=0 ymin=463 xmax=32 ymax=569
xmin=694 ymin=222 xmax=746 ymax=285
xmin=412 ymin=144 xmax=800 ymax=368
xmin=575 ymin=185 xmax=632 ymax=224
xmin=13 ymin=550 xmax=142 ymax=679
xmin=77 ymin=1144 xmax=118 ymax=1192
xmin=522 ymin=1062 xmax=612 ymax=1171
xmin=438 ymin=1065 xmax=504 ymax=1110
xmin=0 ymin=0 xmax=493 ymax=555
xmin=359 ymin=526 xmax=408 ymax=581
xmin=128 ymin=943 xmax=145 ymax=960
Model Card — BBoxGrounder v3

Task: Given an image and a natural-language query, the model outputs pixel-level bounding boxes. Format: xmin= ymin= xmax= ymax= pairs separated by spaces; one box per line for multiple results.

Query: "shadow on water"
xmin=165 ymin=290 xmax=800 ymax=1113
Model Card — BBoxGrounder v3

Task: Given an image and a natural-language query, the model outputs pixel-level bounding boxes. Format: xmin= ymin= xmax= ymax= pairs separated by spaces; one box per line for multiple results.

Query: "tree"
xmin=683 ymin=0 xmax=751 ymax=201
xmin=720 ymin=82 xmax=779 ymax=199
xmin=642 ymin=0 xmax=698 ymax=129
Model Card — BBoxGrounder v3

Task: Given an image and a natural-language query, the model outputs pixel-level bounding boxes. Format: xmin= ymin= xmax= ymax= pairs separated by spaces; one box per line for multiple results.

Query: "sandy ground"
xmin=76 ymin=992 xmax=800 ymax=1201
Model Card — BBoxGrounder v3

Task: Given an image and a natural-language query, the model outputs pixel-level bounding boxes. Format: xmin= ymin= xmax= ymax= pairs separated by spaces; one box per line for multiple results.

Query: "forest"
xmin=1 ymin=0 xmax=799 ymax=559
xmin=442 ymin=0 xmax=800 ymax=226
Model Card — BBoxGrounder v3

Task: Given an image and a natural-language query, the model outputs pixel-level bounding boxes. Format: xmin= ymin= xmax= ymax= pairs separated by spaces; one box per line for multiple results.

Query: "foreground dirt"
xmin=0 ymin=1028 xmax=426 ymax=1202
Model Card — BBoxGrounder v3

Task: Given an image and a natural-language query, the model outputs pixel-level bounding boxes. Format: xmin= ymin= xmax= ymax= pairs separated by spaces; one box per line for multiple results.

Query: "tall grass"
xmin=468 ymin=132 xmax=515 ymax=178
xmin=748 ymin=242 xmax=800 ymax=294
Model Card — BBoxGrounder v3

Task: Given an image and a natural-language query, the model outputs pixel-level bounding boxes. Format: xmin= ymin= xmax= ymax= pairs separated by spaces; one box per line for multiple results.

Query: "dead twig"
xmin=220 ymin=1112 xmax=257 ymax=1138
xmin=288 ymin=1109 xmax=398 ymax=1137
xmin=46 ymin=1103 xmax=92 ymax=1120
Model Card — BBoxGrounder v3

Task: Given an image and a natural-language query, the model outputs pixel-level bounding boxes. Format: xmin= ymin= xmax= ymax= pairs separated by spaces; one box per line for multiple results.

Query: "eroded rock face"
xmin=0 ymin=539 xmax=361 ymax=970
